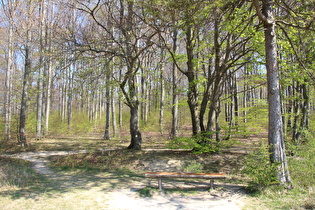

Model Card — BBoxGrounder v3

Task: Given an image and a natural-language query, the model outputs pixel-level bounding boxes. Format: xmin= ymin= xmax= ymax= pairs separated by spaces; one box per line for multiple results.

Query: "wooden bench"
xmin=145 ymin=172 xmax=226 ymax=190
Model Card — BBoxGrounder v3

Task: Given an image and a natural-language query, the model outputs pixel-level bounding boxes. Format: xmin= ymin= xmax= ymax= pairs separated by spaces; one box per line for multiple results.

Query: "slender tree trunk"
xmin=200 ymin=57 xmax=213 ymax=132
xmin=118 ymin=65 xmax=123 ymax=131
xmin=45 ymin=0 xmax=54 ymax=135
xmin=4 ymin=16 xmax=13 ymax=141
xmin=215 ymin=104 xmax=221 ymax=143
xmin=254 ymin=0 xmax=292 ymax=188
xmin=159 ymin=67 xmax=165 ymax=134
xmin=111 ymin=89 xmax=117 ymax=137
xmin=119 ymin=97 xmax=123 ymax=130
xmin=45 ymin=44 xmax=52 ymax=135
xmin=171 ymin=28 xmax=179 ymax=138
xmin=233 ymin=74 xmax=239 ymax=130
xmin=104 ymin=68 xmax=111 ymax=140
xmin=36 ymin=0 xmax=47 ymax=138
xmin=67 ymin=61 xmax=74 ymax=129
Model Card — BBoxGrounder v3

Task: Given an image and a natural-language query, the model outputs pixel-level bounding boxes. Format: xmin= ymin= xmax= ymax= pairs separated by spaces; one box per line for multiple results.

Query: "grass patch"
xmin=243 ymin=138 xmax=315 ymax=209
xmin=0 ymin=157 xmax=42 ymax=190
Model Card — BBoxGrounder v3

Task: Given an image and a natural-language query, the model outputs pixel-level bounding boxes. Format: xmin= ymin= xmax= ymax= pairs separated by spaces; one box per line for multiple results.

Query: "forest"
xmin=0 ymin=0 xmax=315 ymax=208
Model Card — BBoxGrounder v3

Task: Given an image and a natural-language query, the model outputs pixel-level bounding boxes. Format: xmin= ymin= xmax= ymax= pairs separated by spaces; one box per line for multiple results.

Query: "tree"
xmin=19 ymin=0 xmax=33 ymax=146
xmin=2 ymin=0 xmax=15 ymax=141
xmin=76 ymin=0 xmax=157 ymax=149
xmin=253 ymin=0 xmax=292 ymax=188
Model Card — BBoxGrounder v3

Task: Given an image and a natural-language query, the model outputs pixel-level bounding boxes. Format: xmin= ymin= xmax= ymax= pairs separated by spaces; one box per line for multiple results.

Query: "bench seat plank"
xmin=145 ymin=172 xmax=226 ymax=179
xmin=145 ymin=172 xmax=226 ymax=190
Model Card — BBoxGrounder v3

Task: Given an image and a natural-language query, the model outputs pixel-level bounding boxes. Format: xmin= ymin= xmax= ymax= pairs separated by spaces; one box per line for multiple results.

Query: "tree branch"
xmin=253 ymin=0 xmax=268 ymax=24
xmin=277 ymin=24 xmax=315 ymax=84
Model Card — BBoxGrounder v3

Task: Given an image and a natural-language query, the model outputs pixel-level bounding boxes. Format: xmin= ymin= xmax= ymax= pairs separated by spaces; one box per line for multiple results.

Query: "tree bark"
xmin=171 ymin=28 xmax=179 ymax=138
xmin=159 ymin=64 xmax=165 ymax=134
xmin=185 ymin=26 xmax=200 ymax=136
xmin=36 ymin=0 xmax=47 ymax=138
xmin=254 ymin=0 xmax=292 ymax=188
xmin=4 ymin=1 xmax=14 ymax=141
xmin=111 ymin=88 xmax=117 ymax=137
xmin=104 ymin=66 xmax=111 ymax=140
xmin=19 ymin=42 xmax=31 ymax=147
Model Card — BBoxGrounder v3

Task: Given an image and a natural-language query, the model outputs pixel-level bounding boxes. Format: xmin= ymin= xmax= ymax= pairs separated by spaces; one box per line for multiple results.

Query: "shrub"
xmin=242 ymin=141 xmax=280 ymax=192
xmin=181 ymin=160 xmax=203 ymax=173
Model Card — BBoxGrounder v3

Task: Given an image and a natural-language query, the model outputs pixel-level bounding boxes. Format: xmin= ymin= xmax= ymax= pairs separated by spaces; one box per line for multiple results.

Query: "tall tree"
xmin=36 ymin=0 xmax=47 ymax=138
xmin=253 ymin=0 xmax=292 ymax=188
xmin=76 ymin=0 xmax=157 ymax=149
xmin=170 ymin=27 xmax=179 ymax=138
xmin=19 ymin=0 xmax=33 ymax=146
xmin=2 ymin=0 xmax=15 ymax=141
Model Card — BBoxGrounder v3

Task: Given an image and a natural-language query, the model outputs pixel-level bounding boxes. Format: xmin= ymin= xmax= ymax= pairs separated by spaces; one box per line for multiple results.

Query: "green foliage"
xmin=242 ymin=141 xmax=280 ymax=192
xmin=250 ymin=136 xmax=315 ymax=209
xmin=181 ymin=160 xmax=203 ymax=173
xmin=48 ymin=112 xmax=68 ymax=136
xmin=289 ymin=139 xmax=315 ymax=188
xmin=24 ymin=112 xmax=37 ymax=136
xmin=137 ymin=186 xmax=154 ymax=198
xmin=48 ymin=111 xmax=94 ymax=136
xmin=242 ymin=99 xmax=269 ymax=131
xmin=167 ymin=133 xmax=229 ymax=154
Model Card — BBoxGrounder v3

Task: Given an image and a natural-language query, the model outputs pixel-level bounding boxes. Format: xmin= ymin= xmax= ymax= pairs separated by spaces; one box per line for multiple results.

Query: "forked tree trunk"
xmin=185 ymin=26 xmax=200 ymax=136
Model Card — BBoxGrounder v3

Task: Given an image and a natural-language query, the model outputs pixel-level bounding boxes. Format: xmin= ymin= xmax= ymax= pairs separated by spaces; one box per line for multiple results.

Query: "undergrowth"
xmin=243 ymin=136 xmax=315 ymax=209
xmin=0 ymin=157 xmax=41 ymax=189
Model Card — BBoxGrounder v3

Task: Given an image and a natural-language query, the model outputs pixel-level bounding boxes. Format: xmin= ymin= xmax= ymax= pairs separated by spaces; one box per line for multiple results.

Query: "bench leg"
xmin=210 ymin=180 xmax=214 ymax=189
xmin=158 ymin=178 xmax=163 ymax=190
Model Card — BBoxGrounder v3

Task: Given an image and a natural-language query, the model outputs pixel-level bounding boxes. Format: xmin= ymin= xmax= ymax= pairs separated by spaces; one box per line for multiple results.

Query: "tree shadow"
xmin=0 ymin=167 xmax=145 ymax=201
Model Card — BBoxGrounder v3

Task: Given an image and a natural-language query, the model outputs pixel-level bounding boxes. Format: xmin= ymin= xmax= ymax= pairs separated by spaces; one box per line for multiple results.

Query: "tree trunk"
xmin=171 ymin=28 xmax=179 ymax=138
xmin=127 ymin=101 xmax=142 ymax=150
xmin=111 ymin=88 xmax=117 ymax=137
xmin=185 ymin=26 xmax=200 ymax=136
xmin=45 ymin=44 xmax=53 ymax=135
xmin=254 ymin=0 xmax=292 ymax=188
xmin=36 ymin=0 xmax=47 ymax=138
xmin=104 ymin=68 xmax=111 ymax=140
xmin=4 ymin=3 xmax=14 ymax=141
xmin=159 ymin=66 xmax=165 ymax=134
xmin=233 ymin=74 xmax=239 ymax=128
xmin=19 ymin=33 xmax=31 ymax=147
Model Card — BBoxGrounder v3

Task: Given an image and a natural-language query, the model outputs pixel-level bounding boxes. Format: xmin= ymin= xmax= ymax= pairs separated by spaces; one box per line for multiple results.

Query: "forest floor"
xmin=0 ymin=132 xmax=264 ymax=209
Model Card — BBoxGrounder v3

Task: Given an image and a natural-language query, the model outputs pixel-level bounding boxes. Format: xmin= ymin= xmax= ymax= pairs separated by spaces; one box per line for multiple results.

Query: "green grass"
xmin=243 ymin=138 xmax=315 ymax=209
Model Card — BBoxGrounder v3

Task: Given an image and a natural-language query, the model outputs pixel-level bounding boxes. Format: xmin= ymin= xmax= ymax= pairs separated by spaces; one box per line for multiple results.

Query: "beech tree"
xmin=145 ymin=0 xmax=259 ymax=142
xmin=2 ymin=0 xmax=15 ymax=141
xmin=19 ymin=0 xmax=33 ymax=146
xmin=76 ymin=0 xmax=157 ymax=149
xmin=253 ymin=0 xmax=292 ymax=188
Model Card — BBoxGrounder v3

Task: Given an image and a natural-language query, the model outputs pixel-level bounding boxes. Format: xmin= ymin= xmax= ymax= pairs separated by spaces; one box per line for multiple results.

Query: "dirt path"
xmin=1 ymin=150 xmax=248 ymax=210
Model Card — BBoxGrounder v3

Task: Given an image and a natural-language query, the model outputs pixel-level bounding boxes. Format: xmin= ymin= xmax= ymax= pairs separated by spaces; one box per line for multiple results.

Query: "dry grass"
xmin=1 ymin=130 xmax=315 ymax=209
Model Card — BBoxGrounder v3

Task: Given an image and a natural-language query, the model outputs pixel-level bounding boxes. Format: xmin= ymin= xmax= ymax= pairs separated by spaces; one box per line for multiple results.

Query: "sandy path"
xmin=1 ymin=150 xmax=248 ymax=209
